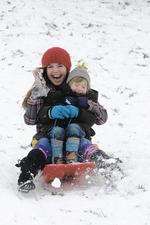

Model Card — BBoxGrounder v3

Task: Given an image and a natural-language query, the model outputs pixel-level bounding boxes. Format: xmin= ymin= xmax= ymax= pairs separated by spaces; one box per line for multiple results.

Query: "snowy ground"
xmin=0 ymin=0 xmax=150 ymax=224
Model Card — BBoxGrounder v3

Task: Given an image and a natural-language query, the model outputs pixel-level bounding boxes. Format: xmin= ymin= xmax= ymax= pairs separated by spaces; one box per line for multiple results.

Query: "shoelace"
xmin=18 ymin=180 xmax=35 ymax=193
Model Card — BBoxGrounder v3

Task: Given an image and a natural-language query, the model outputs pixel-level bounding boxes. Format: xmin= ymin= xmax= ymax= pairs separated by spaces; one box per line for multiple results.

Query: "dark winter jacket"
xmin=24 ymin=84 xmax=108 ymax=140
xmin=37 ymin=84 xmax=99 ymax=138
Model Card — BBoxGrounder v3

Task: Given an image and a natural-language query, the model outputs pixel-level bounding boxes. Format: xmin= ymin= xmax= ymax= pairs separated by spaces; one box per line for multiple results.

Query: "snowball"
xmin=51 ymin=178 xmax=61 ymax=188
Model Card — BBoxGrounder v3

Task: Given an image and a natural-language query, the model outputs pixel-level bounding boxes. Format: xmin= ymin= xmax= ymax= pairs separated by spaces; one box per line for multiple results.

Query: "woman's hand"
xmin=31 ymin=68 xmax=49 ymax=99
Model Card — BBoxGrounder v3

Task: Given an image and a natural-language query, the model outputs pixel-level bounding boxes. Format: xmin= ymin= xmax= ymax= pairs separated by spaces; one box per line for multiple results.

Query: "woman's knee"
xmin=36 ymin=137 xmax=49 ymax=146
xmin=35 ymin=137 xmax=52 ymax=158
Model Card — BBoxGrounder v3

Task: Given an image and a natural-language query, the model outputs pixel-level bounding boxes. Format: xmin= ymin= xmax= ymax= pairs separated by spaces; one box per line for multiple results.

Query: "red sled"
xmin=43 ymin=162 xmax=95 ymax=183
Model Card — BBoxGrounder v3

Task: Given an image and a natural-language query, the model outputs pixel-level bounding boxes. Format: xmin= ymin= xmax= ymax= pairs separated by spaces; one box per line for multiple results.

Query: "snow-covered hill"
xmin=0 ymin=0 xmax=150 ymax=224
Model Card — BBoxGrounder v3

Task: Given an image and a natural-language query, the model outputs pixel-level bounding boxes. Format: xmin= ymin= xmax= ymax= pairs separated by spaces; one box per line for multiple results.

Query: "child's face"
xmin=70 ymin=81 xmax=88 ymax=94
xmin=46 ymin=63 xmax=67 ymax=86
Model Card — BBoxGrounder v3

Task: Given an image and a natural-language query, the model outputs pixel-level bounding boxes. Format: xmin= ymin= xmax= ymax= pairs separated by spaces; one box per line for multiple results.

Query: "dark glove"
xmin=77 ymin=96 xmax=88 ymax=108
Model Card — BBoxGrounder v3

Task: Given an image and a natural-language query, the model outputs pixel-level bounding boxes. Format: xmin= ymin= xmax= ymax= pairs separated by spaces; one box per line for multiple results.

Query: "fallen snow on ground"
xmin=0 ymin=0 xmax=150 ymax=225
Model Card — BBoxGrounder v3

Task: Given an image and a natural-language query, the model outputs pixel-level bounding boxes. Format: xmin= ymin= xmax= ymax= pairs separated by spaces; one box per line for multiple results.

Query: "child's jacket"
xmin=24 ymin=84 xmax=108 ymax=140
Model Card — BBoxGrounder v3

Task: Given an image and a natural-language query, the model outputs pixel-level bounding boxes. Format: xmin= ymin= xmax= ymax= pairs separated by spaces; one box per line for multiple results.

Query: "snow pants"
xmin=34 ymin=123 xmax=99 ymax=162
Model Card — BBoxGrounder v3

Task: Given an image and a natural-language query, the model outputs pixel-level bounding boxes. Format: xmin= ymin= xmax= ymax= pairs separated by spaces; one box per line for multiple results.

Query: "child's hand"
xmin=77 ymin=96 xmax=88 ymax=108
xmin=49 ymin=105 xmax=79 ymax=119
xmin=49 ymin=105 xmax=70 ymax=119
xmin=65 ymin=105 xmax=79 ymax=118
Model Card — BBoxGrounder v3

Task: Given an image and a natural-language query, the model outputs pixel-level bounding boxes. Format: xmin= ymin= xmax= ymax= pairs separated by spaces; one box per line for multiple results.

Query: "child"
xmin=16 ymin=47 xmax=109 ymax=192
xmin=62 ymin=65 xmax=100 ymax=163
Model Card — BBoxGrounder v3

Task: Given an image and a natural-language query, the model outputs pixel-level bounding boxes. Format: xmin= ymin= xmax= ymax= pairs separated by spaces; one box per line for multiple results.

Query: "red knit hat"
xmin=41 ymin=47 xmax=71 ymax=72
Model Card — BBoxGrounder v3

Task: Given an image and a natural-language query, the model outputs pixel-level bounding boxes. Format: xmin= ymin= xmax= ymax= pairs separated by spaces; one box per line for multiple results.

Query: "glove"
xmin=65 ymin=105 xmax=79 ymax=118
xmin=77 ymin=96 xmax=88 ymax=108
xmin=31 ymin=68 xmax=49 ymax=99
xmin=49 ymin=105 xmax=70 ymax=119
xmin=49 ymin=105 xmax=79 ymax=119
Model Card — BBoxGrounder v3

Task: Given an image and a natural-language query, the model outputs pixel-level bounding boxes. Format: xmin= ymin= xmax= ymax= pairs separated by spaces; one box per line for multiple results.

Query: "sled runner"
xmin=43 ymin=162 xmax=95 ymax=183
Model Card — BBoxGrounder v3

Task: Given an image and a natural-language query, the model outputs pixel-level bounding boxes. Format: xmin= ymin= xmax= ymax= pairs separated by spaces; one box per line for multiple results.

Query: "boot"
xmin=54 ymin=157 xmax=64 ymax=164
xmin=66 ymin=151 xmax=77 ymax=163
xmin=17 ymin=171 xmax=35 ymax=193
xmin=16 ymin=149 xmax=46 ymax=192
xmin=90 ymin=150 xmax=122 ymax=169
xmin=90 ymin=151 xmax=105 ymax=168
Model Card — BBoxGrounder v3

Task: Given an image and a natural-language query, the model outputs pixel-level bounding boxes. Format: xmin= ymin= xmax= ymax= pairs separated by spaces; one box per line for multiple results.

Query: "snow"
xmin=0 ymin=0 xmax=150 ymax=224
xmin=51 ymin=178 xmax=61 ymax=188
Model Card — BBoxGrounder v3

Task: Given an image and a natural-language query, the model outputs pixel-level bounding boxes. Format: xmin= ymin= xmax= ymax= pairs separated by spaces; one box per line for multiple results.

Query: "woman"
xmin=16 ymin=47 xmax=108 ymax=192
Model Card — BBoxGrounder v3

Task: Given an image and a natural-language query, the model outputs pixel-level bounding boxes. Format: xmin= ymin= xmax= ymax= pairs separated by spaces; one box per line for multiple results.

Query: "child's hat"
xmin=67 ymin=60 xmax=90 ymax=85
xmin=41 ymin=47 xmax=71 ymax=72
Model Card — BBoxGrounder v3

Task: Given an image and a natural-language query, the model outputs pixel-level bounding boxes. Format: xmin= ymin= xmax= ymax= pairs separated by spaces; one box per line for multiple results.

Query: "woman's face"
xmin=46 ymin=63 xmax=67 ymax=86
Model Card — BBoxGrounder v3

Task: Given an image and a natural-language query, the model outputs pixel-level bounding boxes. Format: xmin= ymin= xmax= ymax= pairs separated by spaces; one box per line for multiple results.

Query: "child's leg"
xmin=48 ymin=126 xmax=65 ymax=163
xmin=65 ymin=123 xmax=85 ymax=163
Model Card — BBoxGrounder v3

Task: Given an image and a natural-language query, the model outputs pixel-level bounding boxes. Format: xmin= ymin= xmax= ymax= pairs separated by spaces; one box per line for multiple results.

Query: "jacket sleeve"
xmin=87 ymin=100 xmax=108 ymax=125
xmin=23 ymin=97 xmax=44 ymax=125
xmin=76 ymin=108 xmax=97 ymax=127
xmin=36 ymin=105 xmax=53 ymax=124
xmin=88 ymin=89 xmax=98 ymax=102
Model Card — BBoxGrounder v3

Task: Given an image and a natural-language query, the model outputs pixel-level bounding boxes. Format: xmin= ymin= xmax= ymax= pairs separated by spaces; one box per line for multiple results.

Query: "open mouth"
xmin=52 ymin=75 xmax=62 ymax=79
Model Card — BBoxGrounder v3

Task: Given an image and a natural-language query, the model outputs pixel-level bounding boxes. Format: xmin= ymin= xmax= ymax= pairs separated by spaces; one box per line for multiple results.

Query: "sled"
xmin=43 ymin=162 xmax=95 ymax=183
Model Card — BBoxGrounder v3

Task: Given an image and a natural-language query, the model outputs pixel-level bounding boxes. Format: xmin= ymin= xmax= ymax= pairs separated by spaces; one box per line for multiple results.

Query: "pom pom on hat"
xmin=76 ymin=59 xmax=88 ymax=69
xmin=41 ymin=47 xmax=71 ymax=72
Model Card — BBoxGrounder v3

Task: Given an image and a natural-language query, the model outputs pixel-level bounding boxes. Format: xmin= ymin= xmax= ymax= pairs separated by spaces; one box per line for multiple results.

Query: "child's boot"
xmin=16 ymin=149 xmax=46 ymax=192
xmin=54 ymin=156 xmax=63 ymax=164
xmin=66 ymin=151 xmax=78 ymax=163
xmin=66 ymin=136 xmax=79 ymax=163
